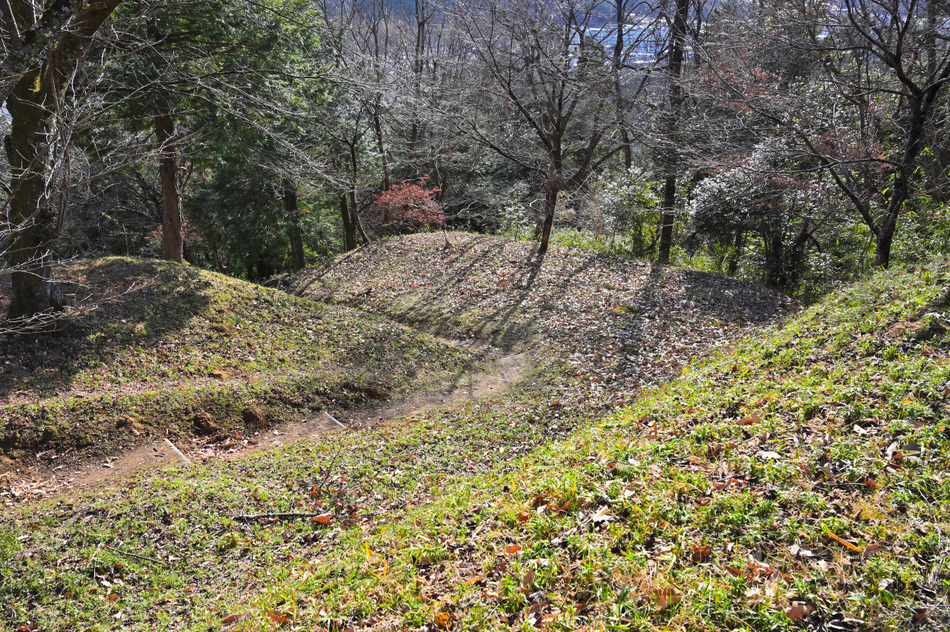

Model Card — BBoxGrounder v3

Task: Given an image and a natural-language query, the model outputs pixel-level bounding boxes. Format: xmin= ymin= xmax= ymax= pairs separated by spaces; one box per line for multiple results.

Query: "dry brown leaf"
xmin=434 ymin=612 xmax=453 ymax=629
xmin=506 ymin=544 xmax=523 ymax=554
xmin=530 ymin=494 xmax=547 ymax=509
xmin=462 ymin=574 xmax=487 ymax=586
xmin=862 ymin=543 xmax=882 ymax=557
xmin=521 ymin=569 xmax=536 ymax=592
xmin=591 ymin=506 xmax=613 ymax=523
xmin=738 ymin=415 xmax=762 ymax=426
xmin=786 ymin=600 xmax=816 ymax=620
xmin=654 ymin=587 xmax=683 ymax=610
xmin=266 ymin=610 xmax=291 ymax=625
xmin=691 ymin=544 xmax=711 ymax=563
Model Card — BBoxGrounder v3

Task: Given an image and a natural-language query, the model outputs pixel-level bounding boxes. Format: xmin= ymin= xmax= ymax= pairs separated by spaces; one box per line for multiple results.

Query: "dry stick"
xmin=233 ymin=512 xmax=329 ymax=523
xmin=310 ymin=447 xmax=344 ymax=499
xmin=234 ymin=449 xmax=345 ymax=523
xmin=324 ymin=410 xmax=346 ymax=429
xmin=163 ymin=438 xmax=192 ymax=466
xmin=104 ymin=545 xmax=167 ymax=566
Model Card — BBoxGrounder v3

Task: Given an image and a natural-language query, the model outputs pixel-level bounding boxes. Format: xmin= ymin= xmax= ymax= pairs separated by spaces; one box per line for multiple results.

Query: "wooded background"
xmin=1 ymin=0 xmax=948 ymax=326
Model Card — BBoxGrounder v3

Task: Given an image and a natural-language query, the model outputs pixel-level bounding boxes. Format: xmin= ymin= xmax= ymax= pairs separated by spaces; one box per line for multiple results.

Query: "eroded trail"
xmin=0 ymin=349 xmax=529 ymax=505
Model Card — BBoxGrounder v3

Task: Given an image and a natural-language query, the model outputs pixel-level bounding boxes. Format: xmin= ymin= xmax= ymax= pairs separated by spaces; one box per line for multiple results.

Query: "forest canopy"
xmin=1 ymin=0 xmax=949 ymax=326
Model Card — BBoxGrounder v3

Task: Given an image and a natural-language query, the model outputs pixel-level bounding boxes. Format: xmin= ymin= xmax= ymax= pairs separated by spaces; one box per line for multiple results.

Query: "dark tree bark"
xmin=284 ymin=181 xmax=305 ymax=271
xmin=658 ymin=172 xmax=676 ymax=263
xmin=872 ymin=83 xmax=949 ymax=268
xmin=339 ymin=193 xmax=357 ymax=251
xmin=5 ymin=69 xmax=61 ymax=320
xmin=727 ymin=229 xmax=743 ymax=276
xmin=349 ymin=189 xmax=370 ymax=244
xmin=0 ymin=0 xmax=110 ymax=105
xmin=765 ymin=230 xmax=784 ymax=287
xmin=156 ymin=113 xmax=183 ymax=263
xmin=537 ymin=171 xmax=563 ymax=257
xmin=4 ymin=0 xmax=123 ymax=321
xmin=372 ymin=96 xmax=391 ymax=192
xmin=658 ymin=0 xmax=690 ymax=264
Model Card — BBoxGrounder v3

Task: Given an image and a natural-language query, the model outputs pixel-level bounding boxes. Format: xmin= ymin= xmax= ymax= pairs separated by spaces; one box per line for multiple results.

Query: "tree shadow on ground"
xmin=387 ymin=239 xmax=548 ymax=349
xmin=294 ymin=237 xmax=798 ymax=394
xmin=677 ymin=268 xmax=793 ymax=324
xmin=0 ymin=258 xmax=211 ymax=402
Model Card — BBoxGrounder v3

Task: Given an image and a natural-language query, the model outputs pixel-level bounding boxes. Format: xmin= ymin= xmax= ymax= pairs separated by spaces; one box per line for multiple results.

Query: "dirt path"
xmin=0 ymin=349 xmax=529 ymax=506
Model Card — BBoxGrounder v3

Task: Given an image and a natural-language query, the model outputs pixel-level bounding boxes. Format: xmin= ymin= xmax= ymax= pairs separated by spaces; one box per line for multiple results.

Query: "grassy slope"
xmin=274 ymin=255 xmax=950 ymax=632
xmin=0 ymin=257 xmax=480 ymax=463
xmin=468 ymin=258 xmax=950 ymax=631
xmin=8 ymin=240 xmax=942 ymax=631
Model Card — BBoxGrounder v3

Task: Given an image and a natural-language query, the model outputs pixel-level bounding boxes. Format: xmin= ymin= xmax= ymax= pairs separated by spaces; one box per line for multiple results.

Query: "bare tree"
xmin=699 ymin=0 xmax=950 ymax=268
xmin=453 ymin=0 xmax=625 ymax=256
xmin=657 ymin=0 xmax=691 ymax=263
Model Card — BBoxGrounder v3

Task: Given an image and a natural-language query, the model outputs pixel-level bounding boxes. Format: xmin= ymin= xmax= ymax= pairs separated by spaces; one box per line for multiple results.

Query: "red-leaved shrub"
xmin=366 ymin=177 xmax=445 ymax=237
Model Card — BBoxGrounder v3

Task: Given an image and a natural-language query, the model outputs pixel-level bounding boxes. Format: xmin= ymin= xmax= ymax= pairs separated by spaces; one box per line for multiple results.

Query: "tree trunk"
xmin=284 ymin=181 xmax=305 ymax=272
xmin=156 ymin=113 xmax=182 ymax=263
xmin=658 ymin=174 xmax=676 ymax=264
xmin=340 ymin=194 xmax=357 ymax=251
xmin=612 ymin=0 xmax=632 ymax=171
xmin=349 ymin=189 xmax=370 ymax=244
xmin=657 ymin=0 xmax=690 ymax=265
xmin=727 ymin=229 xmax=743 ymax=276
xmin=875 ymin=205 xmax=899 ymax=269
xmin=537 ymin=172 xmax=561 ymax=257
xmin=4 ymin=0 xmax=123 ymax=321
xmin=766 ymin=230 xmax=785 ymax=287
xmin=372 ymin=96 xmax=391 ymax=192
xmin=5 ymin=68 xmax=61 ymax=321
xmin=875 ymin=105 xmax=923 ymax=268
xmin=788 ymin=218 xmax=811 ymax=287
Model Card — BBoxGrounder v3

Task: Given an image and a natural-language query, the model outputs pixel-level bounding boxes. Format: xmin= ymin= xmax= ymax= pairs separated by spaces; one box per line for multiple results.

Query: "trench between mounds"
xmin=0 ymin=348 xmax=529 ymax=505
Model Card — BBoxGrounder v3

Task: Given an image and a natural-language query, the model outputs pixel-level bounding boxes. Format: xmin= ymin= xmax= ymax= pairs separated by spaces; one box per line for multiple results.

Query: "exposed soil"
xmin=0 ymin=346 xmax=528 ymax=506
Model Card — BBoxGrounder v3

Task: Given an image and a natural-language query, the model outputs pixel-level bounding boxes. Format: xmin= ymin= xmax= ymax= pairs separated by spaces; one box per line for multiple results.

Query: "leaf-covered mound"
xmin=0 ymin=257 xmax=480 ymax=462
xmin=288 ymin=232 xmax=795 ymax=391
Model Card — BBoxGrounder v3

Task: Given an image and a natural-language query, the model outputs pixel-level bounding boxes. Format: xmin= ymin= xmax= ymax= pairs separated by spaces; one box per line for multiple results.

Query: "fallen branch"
xmin=104 ymin=545 xmax=167 ymax=566
xmin=163 ymin=438 xmax=192 ymax=465
xmin=232 ymin=512 xmax=330 ymax=523
xmin=324 ymin=410 xmax=346 ymax=429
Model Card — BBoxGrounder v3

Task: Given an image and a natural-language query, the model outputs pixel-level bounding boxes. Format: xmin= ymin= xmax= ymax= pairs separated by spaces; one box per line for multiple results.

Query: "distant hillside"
xmin=0 ymin=257 xmax=480 ymax=464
